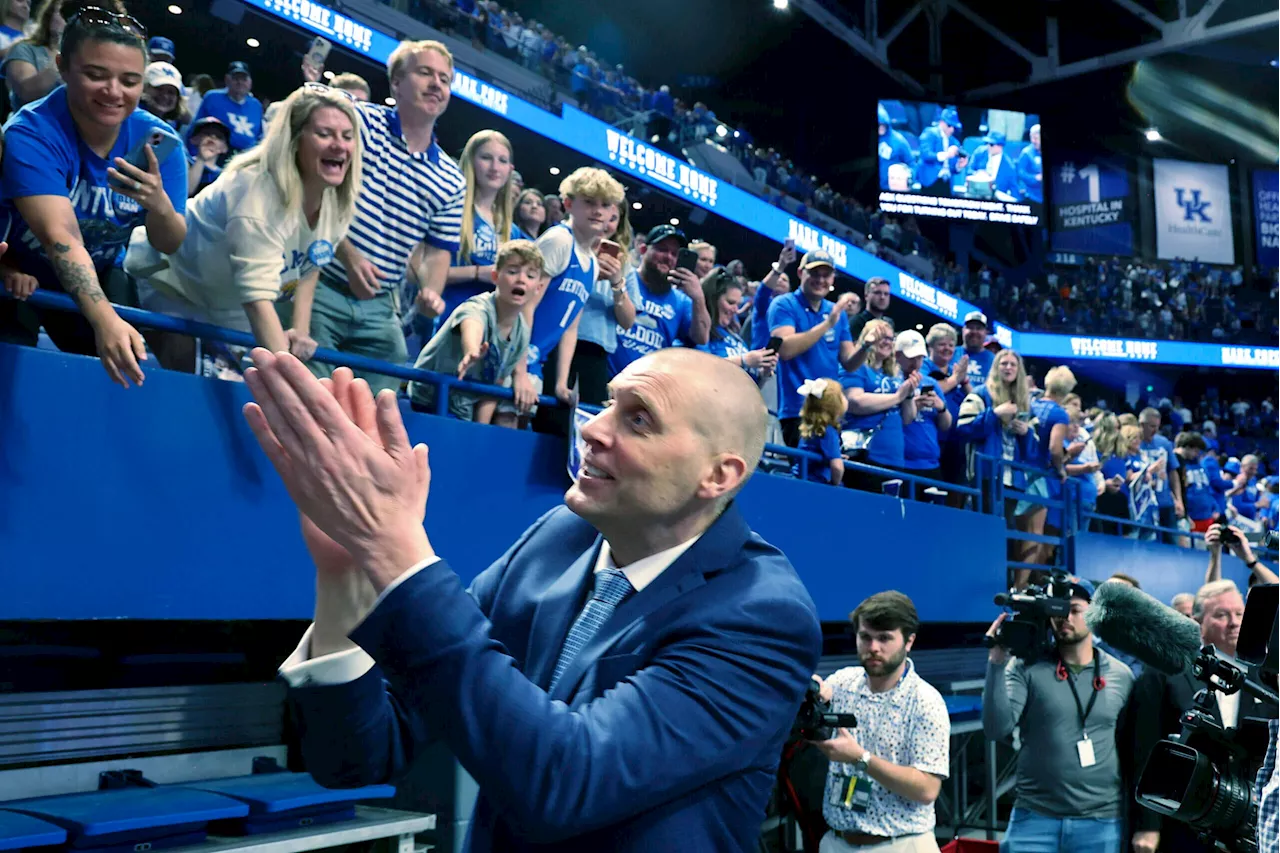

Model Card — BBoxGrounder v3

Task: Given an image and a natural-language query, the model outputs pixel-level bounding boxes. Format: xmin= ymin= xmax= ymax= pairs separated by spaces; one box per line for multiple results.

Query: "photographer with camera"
xmin=1203 ymin=523 xmax=1279 ymax=587
xmin=1129 ymin=578 xmax=1272 ymax=853
xmin=810 ymin=592 xmax=950 ymax=853
xmin=983 ymin=579 xmax=1135 ymax=853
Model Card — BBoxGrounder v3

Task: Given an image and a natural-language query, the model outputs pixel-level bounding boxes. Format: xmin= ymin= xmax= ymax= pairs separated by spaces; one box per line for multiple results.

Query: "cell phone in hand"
xmin=766 ymin=335 xmax=783 ymax=354
xmin=109 ymin=129 xmax=177 ymax=190
xmin=304 ymin=36 xmax=331 ymax=72
xmin=597 ymin=239 xmax=622 ymax=260
xmin=675 ymin=247 xmax=699 ymax=273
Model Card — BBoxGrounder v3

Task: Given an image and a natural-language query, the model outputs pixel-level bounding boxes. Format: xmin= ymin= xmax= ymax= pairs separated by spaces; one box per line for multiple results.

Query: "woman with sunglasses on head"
xmin=698 ymin=266 xmax=777 ymax=381
xmin=0 ymin=3 xmax=187 ymax=387
xmin=124 ymin=84 xmax=361 ymax=372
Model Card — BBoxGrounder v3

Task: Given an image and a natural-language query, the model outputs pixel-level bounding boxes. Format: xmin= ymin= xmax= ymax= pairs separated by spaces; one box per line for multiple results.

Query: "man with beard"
xmin=812 ymin=592 xmax=950 ymax=853
xmin=958 ymin=311 xmax=994 ymax=389
xmin=607 ymin=224 xmax=711 ymax=376
xmin=982 ymin=579 xmax=1134 ymax=853
xmin=1129 ymin=579 xmax=1273 ymax=853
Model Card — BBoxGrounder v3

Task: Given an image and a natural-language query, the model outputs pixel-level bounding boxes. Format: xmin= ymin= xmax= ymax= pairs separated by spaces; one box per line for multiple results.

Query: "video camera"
xmin=1136 ymin=584 xmax=1279 ymax=853
xmin=984 ymin=570 xmax=1073 ymax=662
xmin=792 ymin=679 xmax=858 ymax=742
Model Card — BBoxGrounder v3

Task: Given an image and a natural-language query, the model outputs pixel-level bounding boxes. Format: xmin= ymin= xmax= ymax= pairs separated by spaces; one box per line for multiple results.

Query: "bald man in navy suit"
xmin=243 ymin=347 xmax=823 ymax=852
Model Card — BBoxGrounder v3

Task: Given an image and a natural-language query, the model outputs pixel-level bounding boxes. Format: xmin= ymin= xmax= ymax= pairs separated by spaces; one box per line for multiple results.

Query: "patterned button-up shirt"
xmin=822 ymin=659 xmax=951 ymax=837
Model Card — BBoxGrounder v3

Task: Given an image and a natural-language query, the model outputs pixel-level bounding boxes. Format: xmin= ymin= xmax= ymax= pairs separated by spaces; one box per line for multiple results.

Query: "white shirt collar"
xmin=593 ymin=535 xmax=701 ymax=593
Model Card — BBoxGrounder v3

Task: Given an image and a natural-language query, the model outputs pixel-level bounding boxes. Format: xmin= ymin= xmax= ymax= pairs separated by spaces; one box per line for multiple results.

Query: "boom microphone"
xmin=1085 ymin=582 xmax=1203 ymax=676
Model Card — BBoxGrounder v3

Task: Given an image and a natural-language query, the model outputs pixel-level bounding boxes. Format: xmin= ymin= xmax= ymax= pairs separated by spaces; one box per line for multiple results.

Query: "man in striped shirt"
xmin=304 ymin=39 xmax=466 ymax=394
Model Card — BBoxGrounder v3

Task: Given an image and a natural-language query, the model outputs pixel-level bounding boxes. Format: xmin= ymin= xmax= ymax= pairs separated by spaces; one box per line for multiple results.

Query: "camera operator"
xmin=811 ymin=592 xmax=950 ymax=853
xmin=1203 ymin=523 xmax=1279 ymax=587
xmin=983 ymin=579 xmax=1135 ymax=853
xmin=1129 ymin=578 xmax=1272 ymax=853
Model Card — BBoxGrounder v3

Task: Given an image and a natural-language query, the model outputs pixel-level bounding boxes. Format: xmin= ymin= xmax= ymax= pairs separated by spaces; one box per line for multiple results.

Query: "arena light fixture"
xmin=166 ymin=4 xmax=181 ymax=13
xmin=245 ymin=37 xmax=260 ymax=48
xmin=632 ymin=201 xmax=642 ymax=210
xmin=772 ymin=0 xmax=788 ymax=9
xmin=715 ymin=124 xmax=728 ymax=138
xmin=322 ymin=70 xmax=334 ymax=80
xmin=549 ymin=166 xmax=561 ymax=175
xmin=384 ymin=96 xmax=396 ymax=106
xmin=1145 ymin=128 xmax=1162 ymax=142
xmin=669 ymin=218 xmax=680 ymax=226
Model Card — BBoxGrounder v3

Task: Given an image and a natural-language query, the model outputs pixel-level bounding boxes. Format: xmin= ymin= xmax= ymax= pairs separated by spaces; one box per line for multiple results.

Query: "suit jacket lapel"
xmin=526 ymin=538 xmax=601 ymax=689
xmin=548 ymin=503 xmax=754 ymax=702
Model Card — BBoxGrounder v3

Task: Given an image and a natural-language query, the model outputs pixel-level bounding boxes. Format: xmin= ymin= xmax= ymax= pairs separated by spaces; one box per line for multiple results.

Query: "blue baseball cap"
xmin=1067 ymin=577 xmax=1095 ymax=602
xmin=983 ymin=131 xmax=1006 ymax=146
xmin=877 ymin=104 xmax=891 ymax=126
xmin=939 ymin=108 xmax=962 ymax=130
xmin=148 ymin=36 xmax=175 ymax=60
xmin=644 ymin=224 xmax=687 ymax=246
xmin=1225 ymin=457 xmax=1241 ymax=474
xmin=800 ymin=249 xmax=835 ymax=270
xmin=227 ymin=61 xmax=251 ymax=77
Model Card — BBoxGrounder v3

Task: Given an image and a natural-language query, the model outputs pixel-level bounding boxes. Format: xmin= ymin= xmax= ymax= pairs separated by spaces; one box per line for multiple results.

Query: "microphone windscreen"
xmin=1086 ymin=581 xmax=1203 ymax=676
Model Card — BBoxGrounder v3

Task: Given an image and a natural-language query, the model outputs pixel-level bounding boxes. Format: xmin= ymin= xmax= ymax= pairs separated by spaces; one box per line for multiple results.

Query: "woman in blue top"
xmin=1103 ymin=424 xmax=1158 ymax=540
xmin=512 ymin=187 xmax=545 ymax=241
xmin=1016 ymin=365 xmax=1076 ymax=581
xmin=433 ymin=130 xmax=516 ymax=335
xmin=954 ymin=349 xmax=1037 ymax=550
xmin=698 ymin=267 xmax=777 ymax=382
xmin=0 ymin=5 xmax=187 ymax=387
xmin=791 ymin=377 xmax=846 ymax=485
xmin=839 ymin=318 xmax=918 ymax=492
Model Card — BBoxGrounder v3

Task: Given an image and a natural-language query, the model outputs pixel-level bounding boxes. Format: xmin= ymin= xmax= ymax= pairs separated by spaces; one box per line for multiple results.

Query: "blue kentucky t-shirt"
xmin=192 ymin=89 xmax=264 ymax=152
xmin=608 ymin=272 xmax=694 ymax=376
xmin=839 ymin=364 xmax=905 ymax=468
xmin=1 ymin=87 xmax=188 ymax=275
xmin=792 ymin=425 xmax=841 ymax=484
xmin=902 ymin=375 xmax=944 ymax=470
xmin=441 ymin=209 xmax=503 ymax=324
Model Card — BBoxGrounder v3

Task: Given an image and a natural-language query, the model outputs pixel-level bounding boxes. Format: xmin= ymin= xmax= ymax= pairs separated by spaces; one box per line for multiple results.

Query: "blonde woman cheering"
xmin=126 ymin=83 xmax=362 ymax=371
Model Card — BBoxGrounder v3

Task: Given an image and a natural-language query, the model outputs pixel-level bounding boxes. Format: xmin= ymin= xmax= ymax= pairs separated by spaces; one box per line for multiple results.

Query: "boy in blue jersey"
xmin=0 ymin=9 xmax=188 ymax=387
xmin=769 ymin=250 xmax=862 ymax=447
xmin=524 ymin=166 xmax=625 ymax=436
xmin=191 ymin=61 xmax=263 ymax=152
xmin=1175 ymin=432 xmax=1223 ymax=539
xmin=607 ymin=223 xmax=712 ymax=377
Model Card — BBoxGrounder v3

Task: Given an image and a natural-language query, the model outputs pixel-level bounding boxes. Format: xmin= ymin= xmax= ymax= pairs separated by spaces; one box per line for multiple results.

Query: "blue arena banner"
xmin=1050 ymin=153 xmax=1134 ymax=256
xmin=1253 ymin=170 xmax=1278 ymax=270
xmin=1016 ymin=332 xmax=1279 ymax=370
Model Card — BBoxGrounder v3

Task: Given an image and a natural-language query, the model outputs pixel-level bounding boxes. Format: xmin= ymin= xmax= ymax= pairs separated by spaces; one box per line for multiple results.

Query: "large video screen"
xmin=877 ymin=100 xmax=1042 ymax=226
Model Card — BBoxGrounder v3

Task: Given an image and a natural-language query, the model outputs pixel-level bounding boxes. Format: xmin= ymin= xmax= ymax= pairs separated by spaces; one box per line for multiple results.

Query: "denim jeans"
xmin=283 ymin=284 xmax=407 ymax=396
xmin=1001 ymin=807 xmax=1121 ymax=853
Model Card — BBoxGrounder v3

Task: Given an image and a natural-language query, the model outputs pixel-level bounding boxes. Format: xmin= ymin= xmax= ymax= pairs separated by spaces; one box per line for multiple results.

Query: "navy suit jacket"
xmin=288 ymin=503 xmax=823 ymax=852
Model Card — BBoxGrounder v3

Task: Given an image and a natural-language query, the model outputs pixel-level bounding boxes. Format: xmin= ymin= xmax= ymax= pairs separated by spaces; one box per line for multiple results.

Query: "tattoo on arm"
xmin=50 ymin=241 xmax=107 ymax=306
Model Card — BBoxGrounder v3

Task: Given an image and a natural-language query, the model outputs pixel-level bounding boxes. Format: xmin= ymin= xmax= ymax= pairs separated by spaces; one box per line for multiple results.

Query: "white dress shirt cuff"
xmin=277 ymin=555 xmax=442 ymax=688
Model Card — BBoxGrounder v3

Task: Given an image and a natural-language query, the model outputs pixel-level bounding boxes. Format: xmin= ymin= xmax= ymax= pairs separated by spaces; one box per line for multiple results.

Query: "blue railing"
xmin=13 ymin=291 xmax=963 ymax=499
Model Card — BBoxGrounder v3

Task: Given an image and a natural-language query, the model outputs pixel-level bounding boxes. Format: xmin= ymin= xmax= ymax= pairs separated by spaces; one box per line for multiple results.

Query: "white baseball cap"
xmin=963 ymin=310 xmax=988 ymax=327
xmin=894 ymin=330 xmax=927 ymax=359
xmin=144 ymin=61 xmax=183 ymax=91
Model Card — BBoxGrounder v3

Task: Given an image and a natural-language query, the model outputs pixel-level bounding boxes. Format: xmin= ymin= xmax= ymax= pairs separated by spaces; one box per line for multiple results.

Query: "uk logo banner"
xmin=1153 ymin=159 xmax=1234 ymax=265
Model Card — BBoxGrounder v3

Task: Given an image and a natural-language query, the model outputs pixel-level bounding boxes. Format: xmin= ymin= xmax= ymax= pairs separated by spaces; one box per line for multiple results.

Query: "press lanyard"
xmin=1060 ymin=654 xmax=1102 ymax=733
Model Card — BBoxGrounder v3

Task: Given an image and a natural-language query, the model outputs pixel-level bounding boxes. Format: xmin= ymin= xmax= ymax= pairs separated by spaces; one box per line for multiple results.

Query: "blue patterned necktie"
xmin=549 ymin=567 xmax=634 ymax=691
